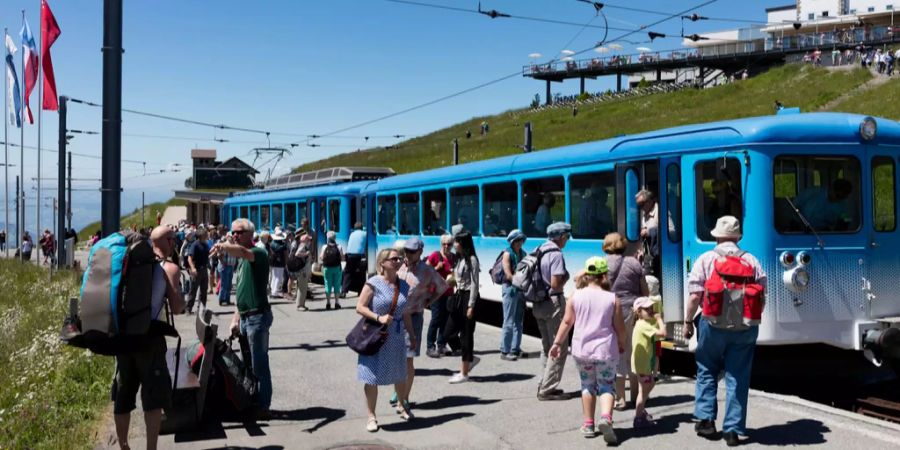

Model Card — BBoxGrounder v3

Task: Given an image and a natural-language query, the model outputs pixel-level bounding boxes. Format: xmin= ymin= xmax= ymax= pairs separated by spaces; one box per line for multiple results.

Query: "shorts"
xmin=405 ymin=312 xmax=424 ymax=358
xmin=110 ymin=338 xmax=172 ymax=414
xmin=574 ymin=357 xmax=617 ymax=396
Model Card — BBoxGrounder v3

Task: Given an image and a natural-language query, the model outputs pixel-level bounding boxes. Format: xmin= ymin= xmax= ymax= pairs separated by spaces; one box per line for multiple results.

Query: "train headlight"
xmin=779 ymin=251 xmax=795 ymax=268
xmin=860 ymin=117 xmax=877 ymax=141
xmin=796 ymin=251 xmax=811 ymax=266
xmin=783 ymin=267 xmax=810 ymax=293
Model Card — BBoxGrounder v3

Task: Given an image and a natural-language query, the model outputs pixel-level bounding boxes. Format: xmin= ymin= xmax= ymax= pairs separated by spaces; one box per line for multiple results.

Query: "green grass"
xmin=77 ymin=197 xmax=188 ymax=242
xmin=293 ymin=64 xmax=873 ymax=174
xmin=828 ymin=77 xmax=900 ymax=120
xmin=0 ymin=261 xmax=114 ymax=449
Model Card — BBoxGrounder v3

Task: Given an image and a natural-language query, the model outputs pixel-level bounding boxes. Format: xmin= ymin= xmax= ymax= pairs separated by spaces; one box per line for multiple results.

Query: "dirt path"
xmin=818 ymin=67 xmax=892 ymax=111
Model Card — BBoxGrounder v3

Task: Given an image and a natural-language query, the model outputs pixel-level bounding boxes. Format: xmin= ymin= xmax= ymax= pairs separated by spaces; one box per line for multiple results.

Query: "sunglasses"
xmin=232 ymin=229 xmax=249 ymax=235
xmin=387 ymin=256 xmax=404 ymax=263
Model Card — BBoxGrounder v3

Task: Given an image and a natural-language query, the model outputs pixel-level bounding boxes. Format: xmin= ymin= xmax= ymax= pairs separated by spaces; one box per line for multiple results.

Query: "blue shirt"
xmin=347 ymin=229 xmax=366 ymax=255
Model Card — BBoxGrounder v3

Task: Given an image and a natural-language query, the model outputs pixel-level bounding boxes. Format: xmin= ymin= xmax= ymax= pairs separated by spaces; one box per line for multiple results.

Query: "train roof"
xmin=372 ymin=112 xmax=900 ymax=192
xmin=224 ymin=180 xmax=375 ymax=205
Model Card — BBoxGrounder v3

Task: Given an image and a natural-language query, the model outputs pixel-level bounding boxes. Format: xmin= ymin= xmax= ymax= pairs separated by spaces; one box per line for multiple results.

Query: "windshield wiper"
xmin=785 ymin=196 xmax=825 ymax=248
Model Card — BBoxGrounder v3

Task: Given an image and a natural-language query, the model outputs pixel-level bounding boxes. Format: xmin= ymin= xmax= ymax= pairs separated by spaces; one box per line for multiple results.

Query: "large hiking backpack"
xmin=211 ymin=336 xmax=258 ymax=413
xmin=270 ymin=240 xmax=286 ymax=267
xmin=702 ymin=248 xmax=765 ymax=330
xmin=61 ymin=231 xmax=177 ymax=355
xmin=511 ymin=246 xmax=559 ymax=302
xmin=489 ymin=251 xmax=506 ymax=285
xmin=286 ymin=244 xmax=307 ymax=273
xmin=322 ymin=242 xmax=341 ymax=267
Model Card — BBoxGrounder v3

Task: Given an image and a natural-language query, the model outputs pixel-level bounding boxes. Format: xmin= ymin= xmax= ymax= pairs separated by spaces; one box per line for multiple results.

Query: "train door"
xmin=659 ymin=158 xmax=684 ymax=325
xmin=615 ymin=160 xmax=659 ymax=263
xmin=867 ymin=149 xmax=900 ymax=319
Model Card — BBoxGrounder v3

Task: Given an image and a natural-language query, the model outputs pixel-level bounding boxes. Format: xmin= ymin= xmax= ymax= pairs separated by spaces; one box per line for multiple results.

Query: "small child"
xmin=550 ymin=257 xmax=625 ymax=445
xmin=645 ymin=275 xmax=665 ymax=375
xmin=631 ymin=296 xmax=667 ymax=428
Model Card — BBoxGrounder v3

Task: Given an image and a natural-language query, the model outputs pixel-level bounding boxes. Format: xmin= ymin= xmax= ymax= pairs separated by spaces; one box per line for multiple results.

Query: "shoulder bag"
xmin=346 ymin=279 xmax=399 ymax=356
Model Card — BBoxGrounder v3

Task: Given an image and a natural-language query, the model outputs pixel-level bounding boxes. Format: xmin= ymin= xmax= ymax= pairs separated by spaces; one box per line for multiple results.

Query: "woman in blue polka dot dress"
xmin=356 ymin=248 xmax=414 ymax=432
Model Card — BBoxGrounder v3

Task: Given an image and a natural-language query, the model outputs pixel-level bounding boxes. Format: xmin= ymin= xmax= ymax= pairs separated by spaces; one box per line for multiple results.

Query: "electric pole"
xmin=101 ymin=0 xmax=123 ymax=237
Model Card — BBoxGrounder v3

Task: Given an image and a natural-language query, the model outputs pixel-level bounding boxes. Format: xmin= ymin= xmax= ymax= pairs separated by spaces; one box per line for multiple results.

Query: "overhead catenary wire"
xmin=587 ymin=1 xmax=768 ymax=25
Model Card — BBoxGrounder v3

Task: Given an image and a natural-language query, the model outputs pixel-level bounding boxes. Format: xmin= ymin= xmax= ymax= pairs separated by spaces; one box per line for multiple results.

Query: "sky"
xmin=0 ymin=0 xmax=790 ymax=235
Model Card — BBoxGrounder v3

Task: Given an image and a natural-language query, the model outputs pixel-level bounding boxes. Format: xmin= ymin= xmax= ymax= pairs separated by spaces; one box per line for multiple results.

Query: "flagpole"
xmin=37 ymin=2 xmax=43 ymax=257
xmin=3 ymin=28 xmax=9 ymax=259
xmin=19 ymin=10 xmax=25 ymax=261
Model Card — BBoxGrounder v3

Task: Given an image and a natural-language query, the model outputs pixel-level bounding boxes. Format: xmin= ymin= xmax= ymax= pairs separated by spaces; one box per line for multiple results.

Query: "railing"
xmin=524 ymin=25 xmax=900 ymax=77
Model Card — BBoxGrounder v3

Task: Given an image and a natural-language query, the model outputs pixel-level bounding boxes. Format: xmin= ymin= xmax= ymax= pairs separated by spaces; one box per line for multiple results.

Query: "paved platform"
xmin=103 ymin=286 xmax=900 ymax=449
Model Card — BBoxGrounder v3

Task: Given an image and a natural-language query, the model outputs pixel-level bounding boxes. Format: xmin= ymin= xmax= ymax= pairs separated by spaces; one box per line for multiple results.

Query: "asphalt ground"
xmin=93 ymin=283 xmax=900 ymax=450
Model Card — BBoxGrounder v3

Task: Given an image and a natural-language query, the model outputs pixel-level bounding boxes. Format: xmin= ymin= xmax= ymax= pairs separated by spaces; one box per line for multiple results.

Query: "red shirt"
xmin=427 ymin=250 xmax=456 ymax=296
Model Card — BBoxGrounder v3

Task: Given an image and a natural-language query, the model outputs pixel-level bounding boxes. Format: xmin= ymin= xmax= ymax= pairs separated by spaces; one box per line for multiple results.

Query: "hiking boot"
xmin=695 ymin=419 xmax=717 ymax=438
xmin=723 ymin=431 xmax=740 ymax=447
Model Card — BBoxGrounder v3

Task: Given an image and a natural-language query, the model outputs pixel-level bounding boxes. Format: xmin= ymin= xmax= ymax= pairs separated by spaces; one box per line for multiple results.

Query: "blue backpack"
xmin=61 ymin=231 xmax=177 ymax=355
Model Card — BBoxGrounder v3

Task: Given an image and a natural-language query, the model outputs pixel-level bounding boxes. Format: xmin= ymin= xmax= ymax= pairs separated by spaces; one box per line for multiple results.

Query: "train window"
xmin=298 ymin=201 xmax=308 ymax=224
xmin=773 ymin=156 xmax=861 ymax=234
xmin=695 ymin=158 xmax=743 ymax=241
xmin=377 ymin=195 xmax=397 ymax=234
xmin=422 ymin=190 xmax=447 ymax=236
xmin=483 ymin=181 xmax=518 ymax=237
xmin=240 ymin=206 xmax=248 ymax=220
xmin=359 ymin=197 xmax=367 ymax=231
xmin=570 ymin=172 xmax=615 ymax=240
xmin=260 ymin=205 xmax=270 ymax=230
xmin=350 ymin=197 xmax=359 ymax=230
xmin=230 ymin=207 xmax=238 ymax=222
xmin=522 ymin=176 xmax=565 ymax=237
xmin=872 ymin=157 xmax=895 ymax=232
xmin=285 ymin=202 xmax=296 ymax=229
xmin=272 ymin=203 xmax=283 ymax=228
xmin=317 ymin=200 xmax=326 ymax=232
xmin=398 ymin=193 xmax=421 ymax=235
xmin=450 ymin=186 xmax=480 ymax=235
xmin=249 ymin=205 xmax=259 ymax=229
xmin=625 ymin=169 xmax=640 ymax=242
xmin=666 ymin=164 xmax=682 ymax=243
xmin=328 ymin=200 xmax=341 ymax=232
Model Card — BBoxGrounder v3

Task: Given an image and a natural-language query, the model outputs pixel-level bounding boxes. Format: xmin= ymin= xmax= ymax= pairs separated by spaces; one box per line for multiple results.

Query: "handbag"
xmin=346 ymin=279 xmax=399 ymax=356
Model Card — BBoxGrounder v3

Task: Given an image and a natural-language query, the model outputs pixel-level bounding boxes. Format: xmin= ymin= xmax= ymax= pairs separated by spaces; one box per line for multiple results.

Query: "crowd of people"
xmin=111 ymin=202 xmax=766 ymax=448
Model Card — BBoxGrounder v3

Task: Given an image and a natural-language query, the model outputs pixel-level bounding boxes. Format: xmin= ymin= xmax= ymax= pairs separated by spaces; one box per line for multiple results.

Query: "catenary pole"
xmin=101 ymin=0 xmax=123 ymax=236
xmin=56 ymin=95 xmax=64 ymax=267
xmin=37 ymin=3 xmax=42 ymax=254
xmin=66 ymin=150 xmax=71 ymax=230
xmin=19 ymin=10 xmax=25 ymax=261
xmin=4 ymin=28 xmax=9 ymax=258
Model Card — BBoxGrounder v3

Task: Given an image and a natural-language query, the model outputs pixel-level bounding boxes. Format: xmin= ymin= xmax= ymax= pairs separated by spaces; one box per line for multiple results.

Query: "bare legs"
xmin=614 ymin=374 xmax=639 ymax=406
xmin=364 ymin=382 xmax=408 ymax=419
xmin=634 ymin=379 xmax=654 ymax=418
xmin=114 ymin=409 xmax=162 ymax=450
xmin=581 ymin=392 xmax=615 ymax=424
xmin=399 ymin=358 xmax=415 ymax=404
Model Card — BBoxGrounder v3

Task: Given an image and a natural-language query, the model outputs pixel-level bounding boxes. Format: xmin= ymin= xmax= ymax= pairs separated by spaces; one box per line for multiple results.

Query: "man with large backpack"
xmin=683 ymin=216 xmax=766 ymax=447
xmin=112 ymin=226 xmax=185 ymax=450
xmin=533 ymin=222 xmax=572 ymax=401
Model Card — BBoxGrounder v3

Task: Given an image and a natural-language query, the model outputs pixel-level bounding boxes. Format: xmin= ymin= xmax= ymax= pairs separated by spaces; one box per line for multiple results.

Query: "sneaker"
xmin=426 ymin=347 xmax=441 ymax=358
xmin=723 ymin=431 xmax=740 ymax=447
xmin=536 ymin=392 xmax=567 ymax=401
xmin=500 ymin=353 xmax=512 ymax=361
xmin=597 ymin=418 xmax=618 ymax=444
xmin=633 ymin=413 xmax=655 ymax=428
xmin=389 ymin=391 xmax=398 ymax=407
xmin=580 ymin=423 xmax=596 ymax=438
xmin=448 ymin=373 xmax=469 ymax=384
xmin=695 ymin=419 xmax=717 ymax=438
xmin=508 ymin=353 xmax=519 ymax=361
xmin=334 ymin=302 xmax=342 ymax=310
xmin=325 ymin=303 xmax=332 ymax=311
xmin=366 ymin=417 xmax=379 ymax=432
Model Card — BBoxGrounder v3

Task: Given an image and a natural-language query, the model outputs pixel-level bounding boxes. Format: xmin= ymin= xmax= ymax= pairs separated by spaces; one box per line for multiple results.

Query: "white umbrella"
xmin=594 ymin=46 xmax=609 ymax=53
xmin=528 ymin=52 xmax=542 ymax=59
xmin=561 ymin=56 xmax=574 ymax=61
xmin=636 ymin=46 xmax=652 ymax=52
xmin=609 ymin=43 xmax=623 ymax=50
xmin=561 ymin=49 xmax=576 ymax=55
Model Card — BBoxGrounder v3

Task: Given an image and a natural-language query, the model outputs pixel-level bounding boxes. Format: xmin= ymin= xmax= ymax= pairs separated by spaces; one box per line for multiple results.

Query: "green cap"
xmin=584 ymin=256 xmax=608 ymax=275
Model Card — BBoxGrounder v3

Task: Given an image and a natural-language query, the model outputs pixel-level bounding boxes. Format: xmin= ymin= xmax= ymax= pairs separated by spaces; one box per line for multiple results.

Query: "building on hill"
xmin=173 ymin=149 xmax=258 ymax=226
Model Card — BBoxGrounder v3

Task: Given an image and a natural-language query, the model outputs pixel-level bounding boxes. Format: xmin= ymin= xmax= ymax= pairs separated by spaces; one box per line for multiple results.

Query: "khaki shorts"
xmin=110 ymin=338 xmax=172 ymax=414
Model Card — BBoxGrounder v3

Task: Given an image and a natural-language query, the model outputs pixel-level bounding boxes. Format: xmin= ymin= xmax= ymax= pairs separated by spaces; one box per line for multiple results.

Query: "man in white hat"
xmin=269 ymin=229 xmax=288 ymax=299
xmin=683 ymin=215 xmax=766 ymax=446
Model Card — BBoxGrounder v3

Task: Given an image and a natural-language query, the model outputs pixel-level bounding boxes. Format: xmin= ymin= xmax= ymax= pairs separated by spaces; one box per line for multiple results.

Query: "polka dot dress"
xmin=357 ymin=276 xmax=410 ymax=385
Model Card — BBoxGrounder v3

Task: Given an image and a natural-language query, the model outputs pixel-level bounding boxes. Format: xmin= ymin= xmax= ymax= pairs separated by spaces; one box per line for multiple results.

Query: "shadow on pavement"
xmin=271 ymin=406 xmax=347 ymax=433
xmin=613 ymin=412 xmax=693 ymax=445
xmin=379 ymin=412 xmax=475 ymax=431
xmin=415 ymin=368 xmax=456 ymax=377
xmin=205 ymin=447 xmax=285 ymax=450
xmin=647 ymin=394 xmax=694 ymax=408
xmin=269 ymin=339 xmax=347 ymax=352
xmin=469 ymin=372 xmax=535 ymax=383
xmin=412 ymin=395 xmax=501 ymax=410
xmin=751 ymin=419 xmax=830 ymax=446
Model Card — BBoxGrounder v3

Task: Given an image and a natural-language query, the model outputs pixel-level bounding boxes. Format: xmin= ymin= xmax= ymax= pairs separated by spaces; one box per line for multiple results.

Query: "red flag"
xmin=41 ymin=0 xmax=61 ymax=111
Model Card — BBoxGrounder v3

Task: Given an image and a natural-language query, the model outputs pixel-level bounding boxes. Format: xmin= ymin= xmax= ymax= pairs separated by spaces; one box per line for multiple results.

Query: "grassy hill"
xmin=77 ymin=197 xmax=187 ymax=242
xmin=293 ymin=64 xmax=896 ymax=175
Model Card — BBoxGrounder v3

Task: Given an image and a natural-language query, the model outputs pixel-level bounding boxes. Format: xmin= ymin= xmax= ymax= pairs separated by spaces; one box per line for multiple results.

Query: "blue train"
xmin=224 ymin=112 xmax=900 ymax=366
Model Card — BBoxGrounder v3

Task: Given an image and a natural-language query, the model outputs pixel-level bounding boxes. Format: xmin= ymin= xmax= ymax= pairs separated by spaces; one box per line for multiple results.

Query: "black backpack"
xmin=286 ymin=243 xmax=307 ymax=273
xmin=270 ymin=240 xmax=286 ymax=267
xmin=323 ymin=242 xmax=341 ymax=267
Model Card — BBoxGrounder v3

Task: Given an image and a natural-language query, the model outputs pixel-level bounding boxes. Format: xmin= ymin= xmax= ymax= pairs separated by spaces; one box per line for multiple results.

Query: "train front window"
xmin=377 ymin=195 xmax=397 ymax=234
xmin=695 ymin=158 xmax=743 ymax=241
xmin=522 ymin=176 xmax=565 ymax=237
xmin=422 ymin=190 xmax=447 ymax=236
xmin=328 ymin=200 xmax=341 ymax=232
xmin=570 ymin=171 xmax=615 ymax=240
xmin=450 ymin=186 xmax=480 ymax=235
xmin=399 ymin=193 xmax=420 ymax=235
xmin=483 ymin=181 xmax=517 ymax=237
xmin=774 ymin=156 xmax=861 ymax=234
